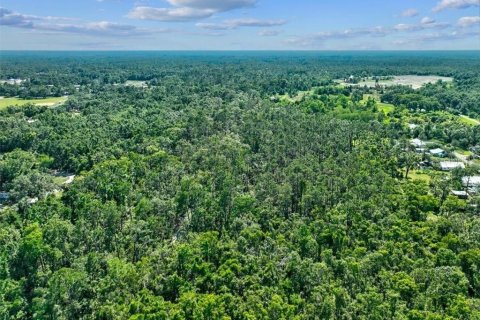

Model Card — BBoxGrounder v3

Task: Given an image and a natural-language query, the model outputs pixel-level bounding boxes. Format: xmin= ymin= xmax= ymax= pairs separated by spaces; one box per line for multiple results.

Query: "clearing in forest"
xmin=0 ymin=96 xmax=68 ymax=110
xmin=340 ymin=75 xmax=453 ymax=89
xmin=459 ymin=115 xmax=480 ymax=126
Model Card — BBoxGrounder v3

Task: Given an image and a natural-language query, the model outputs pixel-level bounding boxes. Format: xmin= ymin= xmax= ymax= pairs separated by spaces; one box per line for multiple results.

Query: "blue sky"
xmin=0 ymin=0 xmax=479 ymax=50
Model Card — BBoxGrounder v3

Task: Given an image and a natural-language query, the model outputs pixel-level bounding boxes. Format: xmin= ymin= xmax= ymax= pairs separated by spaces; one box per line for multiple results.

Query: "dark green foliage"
xmin=1 ymin=52 xmax=480 ymax=319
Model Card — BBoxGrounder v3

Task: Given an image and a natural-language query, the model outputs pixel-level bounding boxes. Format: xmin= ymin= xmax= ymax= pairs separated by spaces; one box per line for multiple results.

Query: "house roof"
xmin=462 ymin=176 xmax=480 ymax=186
xmin=411 ymin=138 xmax=425 ymax=147
xmin=430 ymin=148 xmax=445 ymax=154
xmin=440 ymin=161 xmax=465 ymax=170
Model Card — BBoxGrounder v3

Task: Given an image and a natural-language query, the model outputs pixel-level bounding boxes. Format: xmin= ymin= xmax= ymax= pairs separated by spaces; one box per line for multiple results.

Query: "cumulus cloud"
xmin=128 ymin=0 xmax=257 ymax=22
xmin=421 ymin=17 xmax=435 ymax=24
xmin=458 ymin=16 xmax=480 ymax=27
xmin=196 ymin=18 xmax=286 ymax=30
xmin=0 ymin=7 xmax=153 ymax=37
xmin=401 ymin=8 xmax=419 ymax=17
xmin=433 ymin=0 xmax=480 ymax=12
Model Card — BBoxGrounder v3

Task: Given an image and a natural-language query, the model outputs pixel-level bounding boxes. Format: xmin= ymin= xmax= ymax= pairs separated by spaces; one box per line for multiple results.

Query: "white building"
xmin=430 ymin=148 xmax=447 ymax=157
xmin=5 ymin=78 xmax=24 ymax=85
xmin=462 ymin=176 xmax=480 ymax=187
xmin=440 ymin=161 xmax=465 ymax=171
xmin=411 ymin=138 xmax=425 ymax=148
xmin=451 ymin=190 xmax=468 ymax=199
xmin=408 ymin=123 xmax=418 ymax=130
xmin=462 ymin=176 xmax=480 ymax=194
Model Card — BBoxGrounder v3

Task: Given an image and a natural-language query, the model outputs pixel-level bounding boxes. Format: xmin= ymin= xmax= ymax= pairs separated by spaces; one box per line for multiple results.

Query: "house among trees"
xmin=408 ymin=123 xmax=418 ymax=130
xmin=419 ymin=160 xmax=432 ymax=169
xmin=345 ymin=75 xmax=357 ymax=84
xmin=3 ymin=78 xmax=25 ymax=85
xmin=462 ymin=176 xmax=480 ymax=193
xmin=411 ymin=138 xmax=425 ymax=148
xmin=451 ymin=190 xmax=469 ymax=199
xmin=270 ymin=96 xmax=279 ymax=102
xmin=439 ymin=161 xmax=465 ymax=171
xmin=429 ymin=148 xmax=447 ymax=157
xmin=0 ymin=192 xmax=9 ymax=202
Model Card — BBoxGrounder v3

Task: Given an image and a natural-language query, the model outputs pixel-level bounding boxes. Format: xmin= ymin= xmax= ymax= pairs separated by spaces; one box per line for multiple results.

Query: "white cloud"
xmin=196 ymin=18 xmax=286 ymax=30
xmin=287 ymin=18 xmax=458 ymax=47
xmin=420 ymin=29 xmax=480 ymax=41
xmin=128 ymin=6 xmax=215 ymax=21
xmin=401 ymin=8 xmax=419 ymax=17
xmin=0 ymin=7 xmax=154 ymax=37
xmin=128 ymin=0 xmax=257 ymax=22
xmin=421 ymin=17 xmax=435 ymax=24
xmin=167 ymin=0 xmax=256 ymax=11
xmin=394 ymin=18 xmax=448 ymax=32
xmin=433 ymin=0 xmax=480 ymax=12
xmin=258 ymin=29 xmax=281 ymax=36
xmin=458 ymin=16 xmax=480 ymax=27
xmin=287 ymin=17 xmax=451 ymax=46
xmin=394 ymin=23 xmax=416 ymax=31
xmin=286 ymin=27 xmax=389 ymax=46
xmin=391 ymin=29 xmax=479 ymax=47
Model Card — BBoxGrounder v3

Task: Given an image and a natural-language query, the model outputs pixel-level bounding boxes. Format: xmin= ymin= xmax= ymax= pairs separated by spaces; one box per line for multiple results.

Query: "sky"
xmin=0 ymin=0 xmax=479 ymax=50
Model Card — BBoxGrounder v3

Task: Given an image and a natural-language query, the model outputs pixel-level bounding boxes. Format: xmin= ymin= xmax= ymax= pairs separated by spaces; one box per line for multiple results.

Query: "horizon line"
xmin=1 ymin=49 xmax=479 ymax=52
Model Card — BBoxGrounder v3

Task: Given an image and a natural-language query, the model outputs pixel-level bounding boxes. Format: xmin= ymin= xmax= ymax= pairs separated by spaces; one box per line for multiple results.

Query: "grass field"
xmin=456 ymin=149 xmax=473 ymax=156
xmin=52 ymin=176 xmax=69 ymax=185
xmin=459 ymin=115 xmax=480 ymax=126
xmin=378 ymin=103 xmax=395 ymax=114
xmin=407 ymin=169 xmax=432 ymax=183
xmin=278 ymin=89 xmax=315 ymax=103
xmin=0 ymin=96 xmax=67 ymax=110
xmin=361 ymin=94 xmax=394 ymax=115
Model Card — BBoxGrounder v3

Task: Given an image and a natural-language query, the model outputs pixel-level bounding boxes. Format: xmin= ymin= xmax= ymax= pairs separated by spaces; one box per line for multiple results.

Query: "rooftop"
xmin=411 ymin=138 xmax=425 ymax=147
xmin=440 ymin=161 xmax=465 ymax=170
xmin=430 ymin=148 xmax=445 ymax=154
xmin=451 ymin=190 xmax=468 ymax=197
xmin=462 ymin=176 xmax=480 ymax=186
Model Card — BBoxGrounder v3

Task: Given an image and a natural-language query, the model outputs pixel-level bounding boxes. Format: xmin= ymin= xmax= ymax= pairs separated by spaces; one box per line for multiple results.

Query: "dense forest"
xmin=1 ymin=51 xmax=480 ymax=319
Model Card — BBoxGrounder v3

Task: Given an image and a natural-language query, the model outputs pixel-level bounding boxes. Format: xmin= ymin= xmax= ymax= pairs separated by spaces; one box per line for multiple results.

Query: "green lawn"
xmin=377 ymin=103 xmax=395 ymax=114
xmin=52 ymin=176 xmax=69 ymax=185
xmin=459 ymin=115 xmax=480 ymax=126
xmin=456 ymin=149 xmax=473 ymax=156
xmin=407 ymin=170 xmax=432 ymax=183
xmin=362 ymin=93 xmax=381 ymax=101
xmin=278 ymin=89 xmax=315 ymax=103
xmin=0 ymin=96 xmax=67 ymax=110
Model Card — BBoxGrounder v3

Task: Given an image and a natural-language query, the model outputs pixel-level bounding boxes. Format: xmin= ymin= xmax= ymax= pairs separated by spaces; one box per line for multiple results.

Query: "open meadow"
xmin=0 ymin=96 xmax=67 ymax=110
